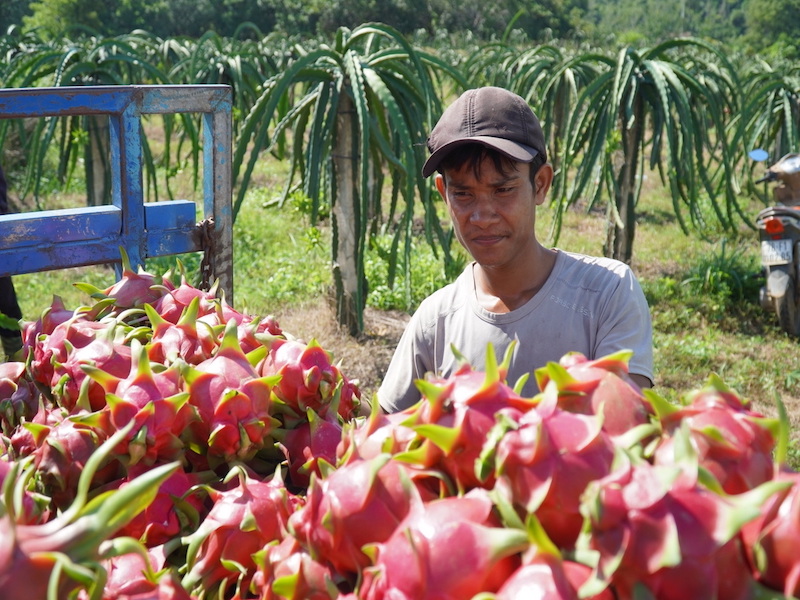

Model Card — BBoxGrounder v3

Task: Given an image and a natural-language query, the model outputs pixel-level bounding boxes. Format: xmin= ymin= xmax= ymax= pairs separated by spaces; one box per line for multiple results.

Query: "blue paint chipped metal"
xmin=0 ymin=85 xmax=234 ymax=302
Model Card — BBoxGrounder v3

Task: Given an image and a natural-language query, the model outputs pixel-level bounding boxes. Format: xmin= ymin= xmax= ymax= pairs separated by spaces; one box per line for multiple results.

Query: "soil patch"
xmin=272 ymin=298 xmax=410 ymax=402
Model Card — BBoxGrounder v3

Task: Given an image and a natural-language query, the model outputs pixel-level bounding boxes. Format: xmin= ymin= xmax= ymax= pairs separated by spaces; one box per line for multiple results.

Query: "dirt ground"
xmin=272 ymin=298 xmax=410 ymax=404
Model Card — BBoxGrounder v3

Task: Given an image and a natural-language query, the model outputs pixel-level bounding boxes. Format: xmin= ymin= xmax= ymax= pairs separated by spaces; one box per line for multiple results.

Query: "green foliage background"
xmin=2 ymin=0 xmax=798 ymax=56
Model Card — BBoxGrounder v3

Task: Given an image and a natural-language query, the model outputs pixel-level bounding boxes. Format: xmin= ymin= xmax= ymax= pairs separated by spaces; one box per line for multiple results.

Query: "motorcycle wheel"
xmin=775 ymin=276 xmax=800 ymax=336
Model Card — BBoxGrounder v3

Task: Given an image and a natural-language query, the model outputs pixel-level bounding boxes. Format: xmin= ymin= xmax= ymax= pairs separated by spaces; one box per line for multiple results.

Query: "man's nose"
xmin=469 ymin=196 xmax=498 ymax=224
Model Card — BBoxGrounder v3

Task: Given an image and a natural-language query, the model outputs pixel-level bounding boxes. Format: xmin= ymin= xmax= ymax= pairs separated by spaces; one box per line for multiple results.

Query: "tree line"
xmin=1 ymin=0 xmax=799 ymax=56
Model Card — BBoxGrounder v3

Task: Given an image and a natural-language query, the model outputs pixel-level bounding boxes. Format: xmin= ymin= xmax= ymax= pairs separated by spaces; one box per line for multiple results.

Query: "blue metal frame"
xmin=0 ymin=85 xmax=234 ymax=301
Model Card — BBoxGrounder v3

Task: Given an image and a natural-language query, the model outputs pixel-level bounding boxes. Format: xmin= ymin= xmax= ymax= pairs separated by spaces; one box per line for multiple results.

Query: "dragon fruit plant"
xmin=4 ymin=258 xmax=800 ymax=600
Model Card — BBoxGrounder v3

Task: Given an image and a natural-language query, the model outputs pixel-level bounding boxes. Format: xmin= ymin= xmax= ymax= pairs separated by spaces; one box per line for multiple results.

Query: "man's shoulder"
xmin=559 ymin=250 xmax=632 ymax=273
xmin=555 ymin=250 xmax=636 ymax=284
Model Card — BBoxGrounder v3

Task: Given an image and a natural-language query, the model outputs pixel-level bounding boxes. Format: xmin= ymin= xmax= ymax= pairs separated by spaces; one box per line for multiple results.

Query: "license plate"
xmin=761 ymin=239 xmax=793 ymax=265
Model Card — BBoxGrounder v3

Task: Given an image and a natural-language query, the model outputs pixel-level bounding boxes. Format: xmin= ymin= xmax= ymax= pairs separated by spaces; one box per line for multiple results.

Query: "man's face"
xmin=436 ymin=156 xmax=550 ymax=270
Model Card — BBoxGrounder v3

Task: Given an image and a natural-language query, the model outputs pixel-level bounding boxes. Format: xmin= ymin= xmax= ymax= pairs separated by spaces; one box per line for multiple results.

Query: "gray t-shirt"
xmin=378 ymin=250 xmax=654 ymax=412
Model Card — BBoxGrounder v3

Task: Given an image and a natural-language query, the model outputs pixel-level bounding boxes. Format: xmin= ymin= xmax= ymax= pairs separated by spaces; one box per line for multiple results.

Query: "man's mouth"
xmin=471 ymin=234 xmax=505 ymax=246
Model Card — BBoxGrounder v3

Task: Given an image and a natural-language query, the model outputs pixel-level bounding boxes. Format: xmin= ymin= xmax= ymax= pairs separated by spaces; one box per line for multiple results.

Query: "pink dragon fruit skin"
xmin=741 ymin=470 xmax=800 ymax=597
xmin=99 ymin=264 xmax=171 ymax=311
xmin=182 ymin=467 xmax=301 ymax=599
xmin=85 ymin=340 xmax=193 ymax=466
xmin=70 ymin=249 xmax=174 ymax=314
xmin=182 ymin=320 xmax=278 ymax=461
xmin=76 ymin=545 xmax=193 ymax=600
xmin=493 ymin=395 xmax=614 ymax=549
xmin=534 ymin=351 xmax=654 ymax=439
xmin=21 ymin=295 xmax=75 ymax=350
xmin=336 ymin=403 xmax=410 ymax=461
xmin=359 ymin=488 xmax=528 ymax=600
xmin=0 ymin=458 xmax=50 ymax=525
xmin=0 ymin=420 xmax=181 ymax=600
xmin=277 ymin=409 xmax=343 ymax=489
xmin=32 ymin=316 xmax=133 ymax=411
xmin=151 ymin=278 xmax=221 ymax=325
xmin=577 ymin=455 xmax=784 ymax=600
xmin=652 ymin=376 xmax=776 ymax=495
xmin=0 ymin=361 xmax=40 ymax=435
xmin=31 ymin=414 xmax=120 ymax=510
xmin=402 ymin=350 xmax=537 ymax=492
xmin=238 ymin=314 xmax=284 ymax=355
xmin=492 ymin=557 xmax=614 ymax=600
xmin=98 ymin=545 xmax=167 ymax=597
xmin=288 ymin=454 xmax=426 ymax=577
xmin=114 ymin=466 xmax=203 ymax=547
xmin=258 ymin=338 xmax=361 ymax=423
xmin=144 ymin=300 xmax=219 ymax=367
xmin=252 ymin=535 xmax=343 ymax=600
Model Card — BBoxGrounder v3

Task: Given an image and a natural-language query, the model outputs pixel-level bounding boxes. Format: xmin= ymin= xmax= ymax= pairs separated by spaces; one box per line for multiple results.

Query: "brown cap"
xmin=422 ymin=87 xmax=547 ymax=178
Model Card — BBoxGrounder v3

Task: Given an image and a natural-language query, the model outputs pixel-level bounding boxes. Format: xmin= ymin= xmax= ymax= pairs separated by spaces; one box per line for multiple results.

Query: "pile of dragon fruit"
xmin=2 ymin=260 xmax=800 ymax=600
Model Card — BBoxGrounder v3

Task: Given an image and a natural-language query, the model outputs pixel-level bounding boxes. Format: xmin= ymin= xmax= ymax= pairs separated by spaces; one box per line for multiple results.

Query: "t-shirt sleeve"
xmin=594 ymin=267 xmax=654 ymax=383
xmin=377 ymin=311 xmax=433 ymax=413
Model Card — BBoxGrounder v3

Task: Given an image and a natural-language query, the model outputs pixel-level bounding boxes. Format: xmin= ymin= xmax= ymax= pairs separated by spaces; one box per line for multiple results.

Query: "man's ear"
xmin=435 ymin=173 xmax=447 ymax=202
xmin=533 ymin=163 xmax=553 ymax=205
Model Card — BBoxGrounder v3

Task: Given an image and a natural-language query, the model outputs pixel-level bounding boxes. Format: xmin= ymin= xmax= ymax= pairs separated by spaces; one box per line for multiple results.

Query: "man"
xmin=378 ymin=86 xmax=653 ymax=413
xmin=0 ymin=164 xmax=23 ymax=360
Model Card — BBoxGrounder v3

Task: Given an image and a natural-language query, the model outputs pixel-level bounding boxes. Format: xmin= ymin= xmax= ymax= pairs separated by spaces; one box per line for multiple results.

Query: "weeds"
xmin=679 ymin=238 xmax=761 ymax=303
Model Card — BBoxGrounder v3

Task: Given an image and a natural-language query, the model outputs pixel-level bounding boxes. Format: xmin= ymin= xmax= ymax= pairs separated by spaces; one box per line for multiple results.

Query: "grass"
xmin=9 ymin=157 xmax=800 ymax=447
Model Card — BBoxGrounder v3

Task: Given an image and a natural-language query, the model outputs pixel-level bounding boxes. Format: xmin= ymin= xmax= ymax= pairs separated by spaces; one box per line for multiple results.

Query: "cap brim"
xmin=422 ymin=136 xmax=540 ymax=178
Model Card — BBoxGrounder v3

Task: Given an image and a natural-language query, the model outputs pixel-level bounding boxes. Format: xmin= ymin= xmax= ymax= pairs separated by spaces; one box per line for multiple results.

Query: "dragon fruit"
xmin=27 ymin=411 xmax=119 ymax=510
xmin=84 ymin=339 xmax=193 ymax=466
xmin=534 ymin=350 xmax=654 ymax=440
xmin=258 ymin=338 xmax=361 ymax=424
xmin=336 ymin=401 xmax=418 ymax=463
xmin=151 ymin=277 xmax=222 ymax=325
xmin=276 ymin=408 xmax=343 ymax=489
xmin=288 ymin=454 xmax=426 ymax=577
xmin=144 ymin=300 xmax=219 ymax=367
xmin=651 ymin=375 xmax=777 ymax=495
xmin=252 ymin=536 xmax=343 ymax=600
xmin=484 ymin=557 xmax=615 ymax=600
xmin=0 ymin=457 xmax=50 ymax=525
xmin=20 ymin=295 xmax=110 ymax=363
xmin=487 ymin=390 xmax=614 ymax=549
xmin=43 ymin=316 xmax=133 ymax=412
xmin=93 ymin=543 xmax=168 ymax=598
xmin=0 ymin=422 xmax=180 ymax=599
xmin=75 ymin=541 xmax=194 ymax=600
xmin=576 ymin=452 xmax=790 ymax=600
xmin=398 ymin=344 xmax=536 ymax=492
xmin=181 ymin=466 xmax=300 ymax=598
xmin=238 ymin=314 xmax=284 ymax=355
xmin=0 ymin=360 xmax=40 ymax=435
xmin=182 ymin=320 xmax=279 ymax=462
xmin=741 ymin=470 xmax=800 ymax=597
xmin=113 ymin=466 xmax=202 ymax=547
xmin=359 ymin=488 xmax=528 ymax=600
xmin=73 ymin=248 xmax=173 ymax=314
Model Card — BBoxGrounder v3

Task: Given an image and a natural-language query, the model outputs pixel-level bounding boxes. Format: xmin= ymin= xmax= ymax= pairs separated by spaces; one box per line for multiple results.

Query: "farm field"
xmin=12 ymin=159 xmax=800 ymax=444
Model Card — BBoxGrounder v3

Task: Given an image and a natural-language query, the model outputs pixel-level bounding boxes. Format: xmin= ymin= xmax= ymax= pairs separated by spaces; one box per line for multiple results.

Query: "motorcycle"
xmin=752 ymin=150 xmax=800 ymax=336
